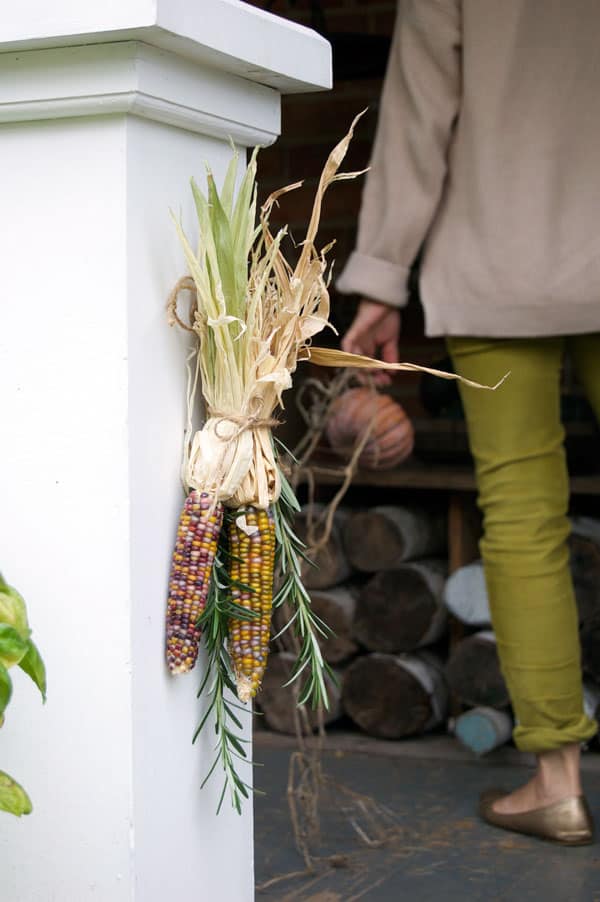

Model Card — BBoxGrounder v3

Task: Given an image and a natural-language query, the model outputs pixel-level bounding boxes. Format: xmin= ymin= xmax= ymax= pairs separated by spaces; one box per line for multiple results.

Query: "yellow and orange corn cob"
xmin=228 ymin=507 xmax=276 ymax=702
xmin=166 ymin=490 xmax=223 ymax=674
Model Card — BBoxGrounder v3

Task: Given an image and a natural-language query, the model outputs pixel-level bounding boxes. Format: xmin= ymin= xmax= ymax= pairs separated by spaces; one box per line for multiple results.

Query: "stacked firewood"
xmin=257 ymin=506 xmax=600 ymax=755
xmin=259 ymin=504 xmax=449 ymax=739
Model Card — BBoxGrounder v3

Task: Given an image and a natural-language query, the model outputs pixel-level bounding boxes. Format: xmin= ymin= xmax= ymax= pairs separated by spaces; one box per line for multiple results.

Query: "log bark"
xmin=295 ymin=504 xmax=352 ymax=590
xmin=342 ymin=651 xmax=448 ymax=739
xmin=256 ymin=651 xmax=342 ymax=735
xmin=309 ymin=585 xmax=359 ymax=664
xmin=354 ymin=560 xmax=447 ymax=653
xmin=343 ymin=506 xmax=446 ymax=572
xmin=445 ymin=631 xmax=509 ymax=709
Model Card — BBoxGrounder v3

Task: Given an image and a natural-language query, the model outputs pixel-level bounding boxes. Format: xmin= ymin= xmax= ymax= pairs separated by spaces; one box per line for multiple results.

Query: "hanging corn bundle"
xmin=165 ymin=114 xmax=503 ymax=811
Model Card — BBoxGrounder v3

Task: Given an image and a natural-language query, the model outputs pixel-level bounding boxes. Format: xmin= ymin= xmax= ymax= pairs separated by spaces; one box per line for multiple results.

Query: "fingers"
xmin=341 ymin=324 xmax=375 ymax=357
xmin=343 ymin=335 xmax=376 ymax=357
xmin=355 ymin=369 xmax=391 ymax=386
xmin=341 ymin=300 xmax=400 ymax=387
xmin=381 ymin=336 xmax=400 ymax=365
xmin=342 ymin=299 xmax=391 ymax=354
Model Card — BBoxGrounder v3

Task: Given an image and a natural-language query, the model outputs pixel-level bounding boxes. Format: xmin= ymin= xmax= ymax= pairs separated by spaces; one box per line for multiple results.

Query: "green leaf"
xmin=0 ymin=624 xmax=29 ymax=669
xmin=0 ymin=663 xmax=12 ymax=716
xmin=278 ymin=470 xmax=301 ymax=513
xmin=220 ymin=145 xmax=240 ymax=218
xmin=18 ymin=640 xmax=46 ymax=702
xmin=231 ymin=147 xmax=259 ymax=252
xmin=206 ymin=172 xmax=239 ymax=315
xmin=0 ymin=770 xmax=32 ymax=816
xmin=0 ymin=579 xmax=30 ymax=640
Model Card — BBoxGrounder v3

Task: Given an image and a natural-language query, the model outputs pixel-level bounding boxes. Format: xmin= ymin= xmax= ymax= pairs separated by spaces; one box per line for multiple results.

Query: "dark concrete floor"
xmin=254 ymin=733 xmax=600 ymax=901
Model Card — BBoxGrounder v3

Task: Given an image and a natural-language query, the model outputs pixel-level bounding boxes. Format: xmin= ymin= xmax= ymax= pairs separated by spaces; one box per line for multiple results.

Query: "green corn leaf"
xmin=190 ymin=177 xmax=210 ymax=230
xmin=206 ymin=172 xmax=239 ymax=316
xmin=0 ymin=580 xmax=30 ymax=640
xmin=170 ymin=212 xmax=212 ymax=308
xmin=0 ymin=770 xmax=32 ymax=817
xmin=231 ymin=147 xmax=259 ymax=253
xmin=0 ymin=663 xmax=12 ymax=716
xmin=0 ymin=624 xmax=29 ymax=669
xmin=220 ymin=146 xmax=240 ymax=218
xmin=18 ymin=640 xmax=46 ymax=702
xmin=189 ymin=181 xmax=222 ymax=303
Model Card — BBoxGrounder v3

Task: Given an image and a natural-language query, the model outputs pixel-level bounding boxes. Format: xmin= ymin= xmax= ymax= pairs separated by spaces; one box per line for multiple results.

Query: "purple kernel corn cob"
xmin=166 ymin=490 xmax=223 ymax=674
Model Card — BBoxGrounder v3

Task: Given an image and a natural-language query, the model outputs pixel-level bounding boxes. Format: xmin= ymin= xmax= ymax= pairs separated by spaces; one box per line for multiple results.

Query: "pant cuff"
xmin=513 ymin=714 xmax=598 ymax=753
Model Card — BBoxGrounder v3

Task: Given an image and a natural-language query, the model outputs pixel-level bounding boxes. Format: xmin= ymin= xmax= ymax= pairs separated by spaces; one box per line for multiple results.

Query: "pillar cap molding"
xmin=1 ymin=0 xmax=332 ymax=95
xmin=0 ymin=41 xmax=284 ymax=145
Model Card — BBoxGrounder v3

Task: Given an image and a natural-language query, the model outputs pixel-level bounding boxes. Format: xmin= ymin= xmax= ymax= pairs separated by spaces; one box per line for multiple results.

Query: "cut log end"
xmin=445 ymin=634 xmax=509 ymax=709
xmin=582 ymin=611 xmax=600 ymax=683
xmin=296 ymin=506 xmax=352 ymax=590
xmin=256 ymin=652 xmax=342 ymax=735
xmin=571 ymin=534 xmax=600 ymax=625
xmin=342 ymin=654 xmax=433 ymax=739
xmin=310 ymin=585 xmax=359 ymax=663
xmin=354 ymin=562 xmax=447 ymax=653
xmin=343 ymin=506 xmax=446 ymax=572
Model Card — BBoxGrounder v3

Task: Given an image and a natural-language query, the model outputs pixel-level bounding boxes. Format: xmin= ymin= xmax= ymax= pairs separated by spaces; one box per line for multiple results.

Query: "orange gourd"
xmin=325 ymin=388 xmax=414 ymax=470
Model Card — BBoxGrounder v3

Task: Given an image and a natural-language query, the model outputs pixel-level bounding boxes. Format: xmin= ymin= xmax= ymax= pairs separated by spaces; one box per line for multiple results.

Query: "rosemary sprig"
xmin=273 ymin=467 xmax=334 ymax=709
xmin=194 ymin=524 xmax=256 ymax=815
xmin=193 ymin=469 xmax=333 ymax=813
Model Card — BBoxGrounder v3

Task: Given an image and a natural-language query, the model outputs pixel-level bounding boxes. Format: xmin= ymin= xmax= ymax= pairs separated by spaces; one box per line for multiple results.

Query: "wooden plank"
xmin=306 ymin=462 xmax=478 ymax=491
xmin=448 ymin=493 xmax=481 ymax=573
xmin=307 ymin=462 xmax=600 ymax=496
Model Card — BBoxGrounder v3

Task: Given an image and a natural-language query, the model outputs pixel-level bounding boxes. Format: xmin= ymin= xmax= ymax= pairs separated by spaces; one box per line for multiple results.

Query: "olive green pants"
xmin=447 ymin=335 xmax=600 ymax=753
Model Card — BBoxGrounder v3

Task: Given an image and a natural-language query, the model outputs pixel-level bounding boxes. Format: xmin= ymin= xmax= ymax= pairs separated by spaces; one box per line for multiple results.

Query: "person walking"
xmin=337 ymin=0 xmax=600 ymax=845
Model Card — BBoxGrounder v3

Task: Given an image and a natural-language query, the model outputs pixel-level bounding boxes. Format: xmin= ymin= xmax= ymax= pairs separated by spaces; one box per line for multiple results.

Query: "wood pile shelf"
xmin=306 ymin=460 xmax=600 ymax=496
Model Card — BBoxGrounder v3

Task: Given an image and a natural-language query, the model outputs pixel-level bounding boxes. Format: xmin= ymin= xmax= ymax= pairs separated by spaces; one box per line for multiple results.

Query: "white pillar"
xmin=0 ymin=6 xmax=330 ymax=900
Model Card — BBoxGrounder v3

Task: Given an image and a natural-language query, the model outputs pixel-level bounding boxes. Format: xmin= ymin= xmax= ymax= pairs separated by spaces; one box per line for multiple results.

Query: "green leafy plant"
xmin=0 ymin=574 xmax=46 ymax=816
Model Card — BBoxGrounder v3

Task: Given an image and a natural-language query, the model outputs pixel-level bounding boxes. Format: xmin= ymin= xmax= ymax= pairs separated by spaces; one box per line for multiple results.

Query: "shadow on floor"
xmin=254 ymin=734 xmax=600 ymax=901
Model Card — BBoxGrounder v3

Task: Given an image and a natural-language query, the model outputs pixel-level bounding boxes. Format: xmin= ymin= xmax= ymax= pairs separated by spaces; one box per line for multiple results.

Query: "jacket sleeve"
xmin=336 ymin=0 xmax=462 ymax=307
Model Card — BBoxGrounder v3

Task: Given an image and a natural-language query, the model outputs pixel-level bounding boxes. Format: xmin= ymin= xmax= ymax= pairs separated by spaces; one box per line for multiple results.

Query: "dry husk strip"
xmin=307 ymin=346 xmax=509 ymax=391
xmin=170 ymin=114 xmax=502 ymax=509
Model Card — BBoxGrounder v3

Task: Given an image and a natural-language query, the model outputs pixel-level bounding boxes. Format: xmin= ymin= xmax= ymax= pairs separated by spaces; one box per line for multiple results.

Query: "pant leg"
xmin=447 ymin=336 xmax=597 ymax=753
xmin=568 ymin=333 xmax=600 ymax=420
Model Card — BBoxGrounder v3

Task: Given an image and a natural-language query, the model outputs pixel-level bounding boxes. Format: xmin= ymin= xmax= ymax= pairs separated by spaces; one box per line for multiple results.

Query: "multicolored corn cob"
xmin=166 ymin=490 xmax=223 ymax=674
xmin=228 ymin=506 xmax=276 ymax=702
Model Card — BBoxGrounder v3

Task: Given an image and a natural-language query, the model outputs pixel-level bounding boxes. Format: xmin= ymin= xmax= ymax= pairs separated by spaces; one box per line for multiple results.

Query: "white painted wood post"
xmin=0 ymin=5 xmax=330 ymax=900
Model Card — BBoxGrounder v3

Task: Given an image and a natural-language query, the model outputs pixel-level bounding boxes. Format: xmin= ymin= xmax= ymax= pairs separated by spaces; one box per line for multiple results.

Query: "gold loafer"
xmin=479 ymin=789 xmax=595 ymax=846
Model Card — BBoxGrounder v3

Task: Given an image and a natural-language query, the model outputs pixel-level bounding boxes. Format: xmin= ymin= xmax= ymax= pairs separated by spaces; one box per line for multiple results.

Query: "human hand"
xmin=341 ymin=299 xmax=401 ymax=386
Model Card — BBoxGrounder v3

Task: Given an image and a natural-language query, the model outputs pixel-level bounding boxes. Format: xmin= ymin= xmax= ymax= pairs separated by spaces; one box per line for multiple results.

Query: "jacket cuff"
xmin=335 ymin=251 xmax=410 ymax=308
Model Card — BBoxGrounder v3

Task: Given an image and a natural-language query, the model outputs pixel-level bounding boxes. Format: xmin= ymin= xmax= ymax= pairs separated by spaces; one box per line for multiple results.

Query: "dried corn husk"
xmin=170 ymin=114 xmax=502 ymax=509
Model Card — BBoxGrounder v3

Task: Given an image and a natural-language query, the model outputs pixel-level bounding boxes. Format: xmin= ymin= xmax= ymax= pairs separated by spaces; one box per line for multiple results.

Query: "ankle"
xmin=536 ymin=744 xmax=582 ymax=800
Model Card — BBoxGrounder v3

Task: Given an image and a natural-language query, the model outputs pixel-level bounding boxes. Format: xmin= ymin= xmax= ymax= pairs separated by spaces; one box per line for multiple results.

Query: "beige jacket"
xmin=337 ymin=0 xmax=600 ymax=337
